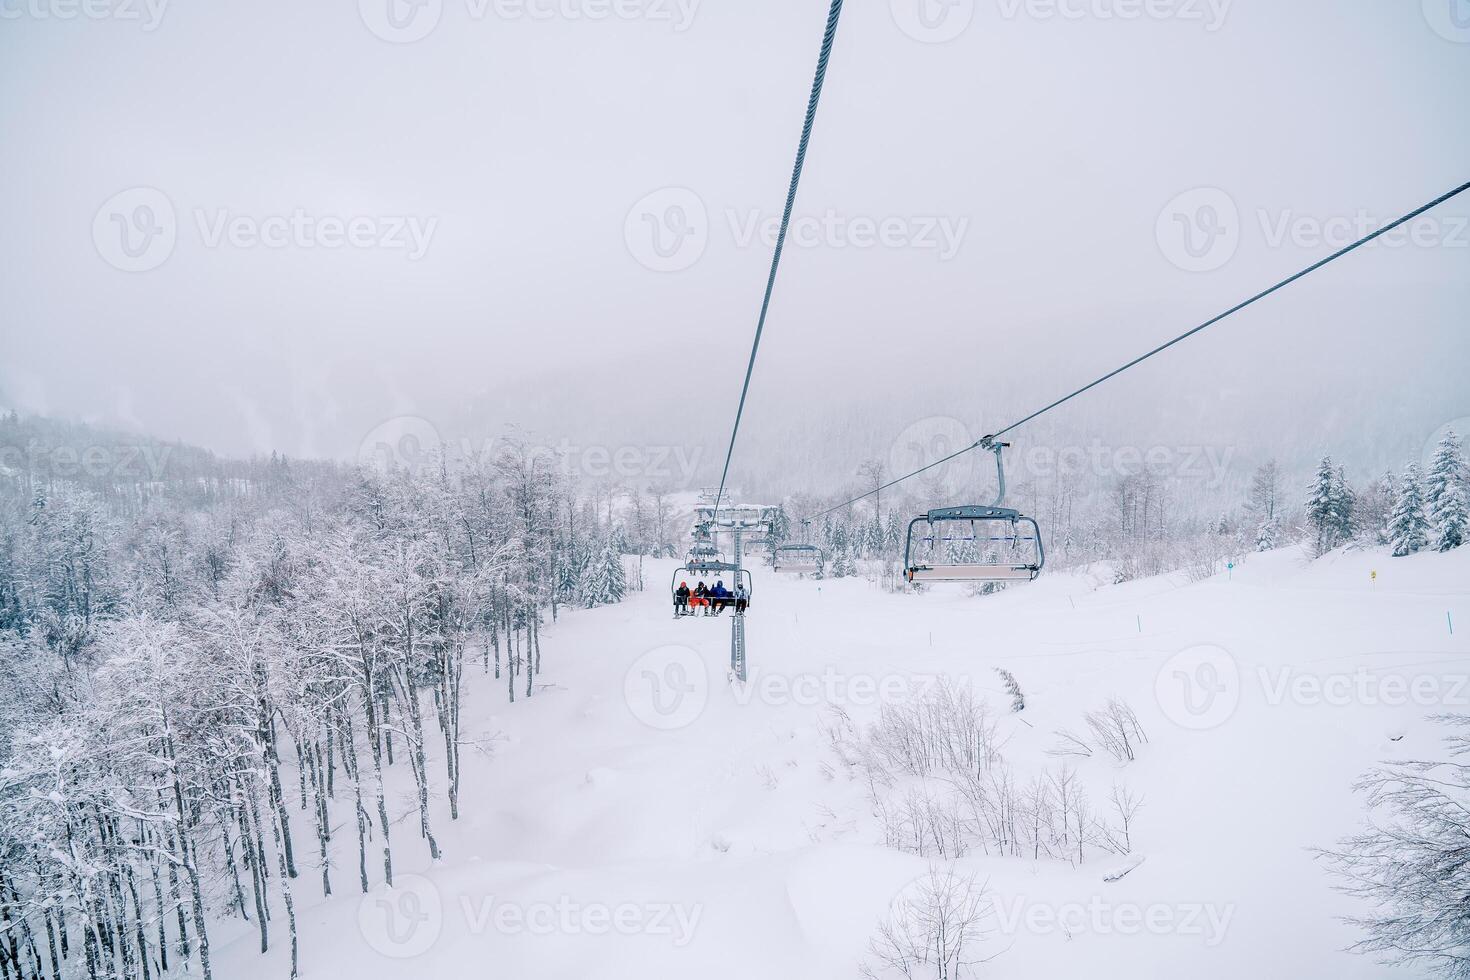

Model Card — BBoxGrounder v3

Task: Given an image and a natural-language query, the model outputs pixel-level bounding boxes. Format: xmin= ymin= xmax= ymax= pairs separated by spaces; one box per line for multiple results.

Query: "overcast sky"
xmin=1 ymin=0 xmax=1466 ymax=477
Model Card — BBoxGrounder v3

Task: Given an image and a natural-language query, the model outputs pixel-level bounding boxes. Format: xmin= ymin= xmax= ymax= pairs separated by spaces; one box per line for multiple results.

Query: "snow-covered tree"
xmin=1247 ymin=459 xmax=1282 ymax=523
xmin=1361 ymin=470 xmax=1397 ymax=546
xmin=577 ymin=539 xmax=626 ymax=607
xmin=1388 ymin=462 xmax=1431 ymax=558
xmin=1305 ymin=457 xmax=1355 ymax=556
xmin=1426 ymin=430 xmax=1467 ymax=552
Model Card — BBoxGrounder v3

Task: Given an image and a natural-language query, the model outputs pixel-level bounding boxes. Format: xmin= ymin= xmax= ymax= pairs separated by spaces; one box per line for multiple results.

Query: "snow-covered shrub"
xmin=1084 ymin=699 xmax=1148 ymax=764
xmin=995 ymin=668 xmax=1025 ymax=712
xmin=829 ymin=687 xmax=1139 ymax=864
xmin=864 ymin=678 xmax=1001 ymax=781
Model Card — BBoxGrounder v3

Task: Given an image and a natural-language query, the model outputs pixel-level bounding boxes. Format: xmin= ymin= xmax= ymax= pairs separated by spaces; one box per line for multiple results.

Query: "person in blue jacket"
xmin=711 ymin=580 xmax=731 ymax=615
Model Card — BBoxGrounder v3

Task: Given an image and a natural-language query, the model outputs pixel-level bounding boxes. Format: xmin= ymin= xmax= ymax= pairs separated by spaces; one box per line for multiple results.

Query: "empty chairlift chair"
xmin=773 ymin=543 xmax=824 ymax=574
xmin=903 ymin=439 xmax=1045 ymax=584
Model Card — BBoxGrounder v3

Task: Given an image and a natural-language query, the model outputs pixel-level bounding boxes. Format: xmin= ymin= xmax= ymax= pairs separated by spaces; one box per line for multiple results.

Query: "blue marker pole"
xmin=1451 ymin=612 xmax=1456 ymax=636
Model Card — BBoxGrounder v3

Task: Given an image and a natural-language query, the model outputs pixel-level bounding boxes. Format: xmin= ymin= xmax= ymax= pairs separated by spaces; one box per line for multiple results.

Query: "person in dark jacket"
xmin=692 ymin=581 xmax=711 ymax=615
xmin=711 ymin=580 xmax=731 ymax=615
xmin=674 ymin=581 xmax=691 ymax=616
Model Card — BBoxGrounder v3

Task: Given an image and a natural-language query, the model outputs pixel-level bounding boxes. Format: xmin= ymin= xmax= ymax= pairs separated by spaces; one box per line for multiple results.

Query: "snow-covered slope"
xmin=213 ymin=544 xmax=1469 ymax=979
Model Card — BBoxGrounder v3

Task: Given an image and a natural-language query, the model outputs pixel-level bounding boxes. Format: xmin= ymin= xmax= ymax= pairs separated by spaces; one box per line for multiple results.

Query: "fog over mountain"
xmin=3 ymin=0 xmax=1466 ymax=498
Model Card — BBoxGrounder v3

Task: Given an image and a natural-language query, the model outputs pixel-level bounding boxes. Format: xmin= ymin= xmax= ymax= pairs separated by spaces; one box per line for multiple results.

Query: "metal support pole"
xmin=731 ymin=527 xmax=747 ymax=681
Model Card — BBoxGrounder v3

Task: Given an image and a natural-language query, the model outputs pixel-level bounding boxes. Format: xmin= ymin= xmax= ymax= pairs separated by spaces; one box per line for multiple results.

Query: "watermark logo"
xmin=889 ymin=416 xmax=980 ymax=501
xmin=990 ymin=895 xmax=1235 ymax=946
xmin=358 ymin=416 xmax=444 ymax=477
xmin=1155 ymin=644 xmax=1239 ymax=730
xmin=890 ymin=0 xmax=975 ymax=43
xmin=727 ymin=209 xmax=969 ymax=260
xmin=993 ymin=0 xmax=1231 ymax=31
xmin=625 ymin=645 xmax=708 ymax=730
xmin=91 ymin=190 xmax=438 ymax=271
xmin=459 ymin=895 xmax=702 ymax=945
xmin=488 ymin=0 xmax=701 ymax=30
xmin=0 ymin=441 xmax=175 ymax=481
xmin=626 ymin=188 xmax=971 ymax=271
xmin=1159 ymin=191 xmax=1467 ymax=273
xmin=193 ymin=209 xmax=437 ymax=259
xmin=732 ymin=667 xmax=949 ymax=709
xmin=1156 ymin=187 xmax=1239 ymax=273
xmin=357 ymin=875 xmax=443 ymax=958
xmin=625 ymin=187 xmax=708 ymax=273
xmin=1021 ymin=439 xmax=1236 ymax=488
xmin=1257 ymin=666 xmax=1470 ymax=709
xmin=0 ymin=0 xmax=169 ymax=30
xmin=1423 ymin=0 xmax=1470 ymax=42
xmin=93 ymin=187 xmax=177 ymax=273
xmin=359 ymin=0 xmax=443 ymax=42
xmin=1422 ymin=416 xmax=1470 ymax=470
xmin=1258 ymin=209 xmax=1468 ymax=253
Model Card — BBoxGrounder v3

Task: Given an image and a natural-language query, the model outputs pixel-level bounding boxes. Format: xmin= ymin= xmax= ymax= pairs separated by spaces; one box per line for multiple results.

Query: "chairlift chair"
xmin=773 ymin=543 xmax=824 ymax=574
xmin=670 ymin=562 xmax=754 ymax=611
xmin=903 ymin=439 xmax=1045 ymax=584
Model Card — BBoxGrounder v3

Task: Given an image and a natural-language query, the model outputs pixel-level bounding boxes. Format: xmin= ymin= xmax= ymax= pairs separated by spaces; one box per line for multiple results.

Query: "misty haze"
xmin=1 ymin=1 xmax=1467 ymax=979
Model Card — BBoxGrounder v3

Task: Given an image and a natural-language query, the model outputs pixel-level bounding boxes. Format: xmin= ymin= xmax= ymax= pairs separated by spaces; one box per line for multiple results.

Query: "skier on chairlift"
xmin=674 ymin=581 xmax=691 ymax=617
xmin=734 ymin=583 xmax=749 ymax=615
xmin=711 ymin=580 xmax=731 ymax=615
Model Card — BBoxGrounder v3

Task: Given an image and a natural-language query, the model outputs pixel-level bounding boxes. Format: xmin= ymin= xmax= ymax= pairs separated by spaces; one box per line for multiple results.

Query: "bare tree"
xmin=1318 ymin=716 xmax=1470 ymax=978
xmin=858 ymin=458 xmax=887 ymax=519
xmin=863 ymin=865 xmax=993 ymax=980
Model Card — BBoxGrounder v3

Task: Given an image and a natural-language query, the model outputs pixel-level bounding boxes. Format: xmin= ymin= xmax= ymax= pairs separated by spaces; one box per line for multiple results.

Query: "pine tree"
xmin=1333 ymin=466 xmax=1357 ymax=542
xmin=1434 ymin=481 xmax=1467 ymax=552
xmin=1306 ymin=457 xmax=1345 ymax=556
xmin=601 ymin=542 xmax=627 ymax=603
xmin=575 ymin=540 xmax=626 ymax=607
xmin=555 ymin=550 xmax=581 ymax=604
xmin=1255 ymin=515 xmax=1280 ymax=552
xmin=1389 ymin=462 xmax=1431 ymax=558
xmin=1426 ymin=430 xmax=1467 ymax=552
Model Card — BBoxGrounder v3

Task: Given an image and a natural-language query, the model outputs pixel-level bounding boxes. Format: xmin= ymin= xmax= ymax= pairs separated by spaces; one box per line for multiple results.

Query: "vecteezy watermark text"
xmin=358 ymin=418 xmax=706 ymax=486
xmin=92 ymin=187 xmax=438 ymax=272
xmin=357 ymin=874 xmax=703 ymax=959
xmin=194 ymin=209 xmax=437 ymax=260
xmin=1158 ymin=187 xmax=1469 ymax=273
xmin=0 ymin=0 xmax=168 ymax=29
xmin=994 ymin=0 xmax=1230 ymax=30
xmin=625 ymin=187 xmax=970 ymax=272
xmin=359 ymin=0 xmax=700 ymax=43
xmin=460 ymin=895 xmax=702 ymax=946
xmin=0 ymin=441 xmax=175 ymax=481
xmin=990 ymin=895 xmax=1235 ymax=946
